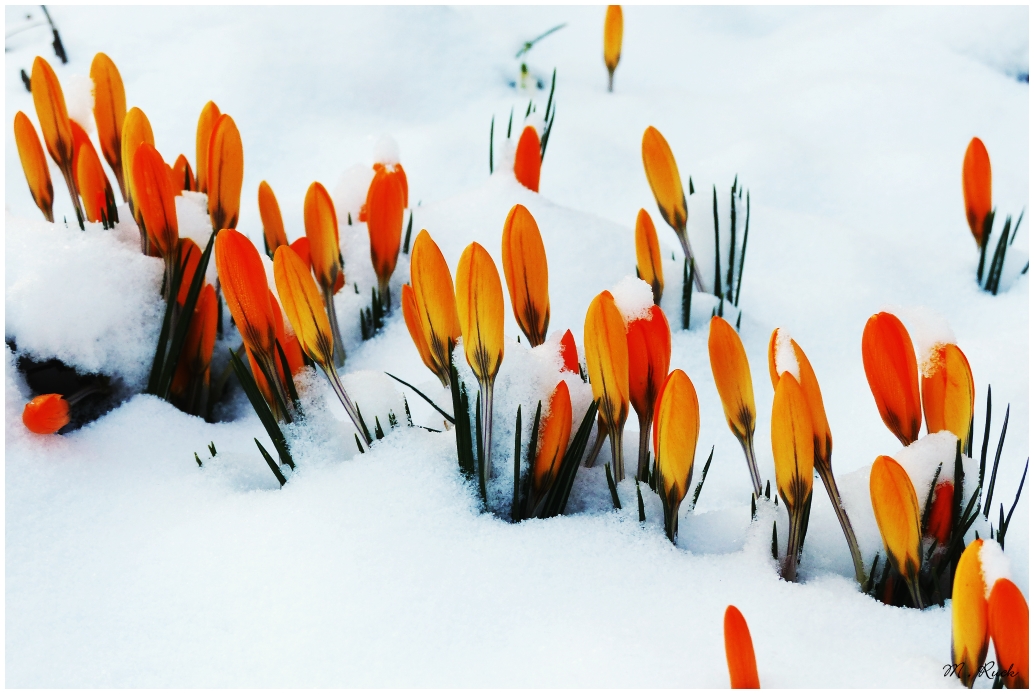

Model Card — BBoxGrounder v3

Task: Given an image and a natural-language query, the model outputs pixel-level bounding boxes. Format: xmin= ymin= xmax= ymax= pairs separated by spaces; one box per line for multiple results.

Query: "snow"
xmin=609 ymin=274 xmax=654 ymax=323
xmin=889 ymin=305 xmax=958 ymax=377
xmin=4 ymin=5 xmax=1028 ymax=688
xmin=772 ymin=327 xmax=800 ymax=382
xmin=979 ymin=540 xmax=1011 ymax=600
xmin=64 ymin=73 xmax=95 ymax=134
xmin=372 ymin=133 xmax=400 ymax=166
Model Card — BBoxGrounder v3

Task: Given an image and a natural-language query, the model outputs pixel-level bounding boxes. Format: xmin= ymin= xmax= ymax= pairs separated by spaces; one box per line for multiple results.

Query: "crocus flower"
xmin=195 ymin=101 xmax=220 ymax=195
xmin=962 ymin=137 xmax=992 ymax=247
xmin=172 ymin=154 xmax=195 ymax=192
xmin=304 ymin=181 xmax=346 ymax=367
xmin=603 ymin=5 xmax=623 ymax=92
xmin=501 ymin=203 xmax=550 ymax=346
xmin=402 ymin=283 xmax=439 ymax=384
xmin=709 ymin=316 xmax=761 ymax=497
xmin=366 ymin=165 xmax=405 ymax=304
xmin=132 ymin=143 xmax=179 ymax=264
xmin=410 ymin=230 xmax=462 ymax=387
xmin=635 ymin=209 xmax=664 ymax=305
xmin=22 ymin=393 xmax=70 ymax=435
xmin=921 ymin=343 xmax=974 ymax=443
xmin=514 ymin=125 xmax=541 ymax=193
xmin=862 ymin=312 xmax=921 ymax=447
xmin=77 ymin=140 xmax=117 ymax=227
xmin=724 ymin=605 xmax=760 ymax=689
xmin=870 ymin=455 xmax=923 ymax=607
xmin=584 ymin=290 xmax=629 ymax=480
xmin=31 ymin=56 xmax=85 ymax=226
xmin=988 ymin=578 xmax=1028 ymax=689
xmin=924 ymin=480 xmax=953 ymax=547
xmin=951 ymin=539 xmax=989 ymax=688
xmin=207 ymin=113 xmax=243 ymax=232
xmin=771 ymin=372 xmax=814 ymax=581
xmin=456 ymin=241 xmax=506 ymax=484
xmin=642 ymin=126 xmax=702 ymax=289
xmin=529 ymin=380 xmax=573 ymax=515
xmin=13 ymin=111 xmax=54 ymax=222
xmin=628 ymin=305 xmax=671 ymax=481
xmin=258 ymin=180 xmax=288 ymax=258
xmin=120 ymin=106 xmax=154 ymax=215
xmin=559 ymin=329 xmax=579 ymax=373
xmin=89 ymin=52 xmax=127 ymax=199
xmin=652 ymin=369 xmax=699 ymax=541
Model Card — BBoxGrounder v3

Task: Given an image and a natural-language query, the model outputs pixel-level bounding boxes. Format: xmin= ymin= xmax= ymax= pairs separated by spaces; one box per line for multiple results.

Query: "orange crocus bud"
xmin=456 ymin=242 xmax=505 ymax=384
xmin=635 ymin=209 xmax=664 ymax=304
xmin=171 ymin=283 xmax=218 ymax=401
xmin=709 ymin=315 xmax=761 ymax=496
xmin=603 ymin=5 xmax=623 ymax=92
xmin=216 ymin=228 xmax=277 ymax=361
xmin=560 ymin=329 xmax=579 ymax=373
xmin=530 ymin=380 xmax=573 ymax=513
xmin=120 ymin=107 xmax=154 ymax=220
xmin=289 ymin=237 xmax=312 ymax=270
xmin=304 ymin=181 xmax=345 ymax=366
xmin=373 ymin=160 xmax=410 ymax=208
xmin=952 ymin=539 xmax=990 ymax=687
xmin=77 ymin=141 xmax=117 ymax=226
xmin=501 ymin=203 xmax=551 ymax=346
xmin=207 ymin=113 xmax=243 ymax=232
xmin=13 ymin=111 xmax=54 ymax=222
xmin=22 ymin=393 xmax=70 ymax=435
xmin=31 ymin=56 xmax=85 ymax=225
xmin=988 ymin=578 xmax=1028 ymax=689
xmin=924 ymin=480 xmax=953 ymax=546
xmin=195 ymin=101 xmax=220 ymax=194
xmin=90 ymin=52 xmax=127 ymax=200
xmin=176 ymin=238 xmax=203 ymax=305
xmin=767 ymin=328 xmax=831 ymax=465
xmin=172 ymin=154 xmax=195 ymax=192
xmin=132 ymin=143 xmax=179 ymax=260
xmin=861 ymin=312 xmax=921 ymax=447
xmin=962 ymin=137 xmax=992 ymax=247
xmin=257 ymin=181 xmax=288 ymax=258
xmin=69 ymin=119 xmax=92 ymax=183
xmin=410 ymin=230 xmax=461 ymax=387
xmin=652 ymin=369 xmax=699 ymax=541
xmin=870 ymin=455 xmax=923 ymax=607
xmin=513 ymin=125 xmax=541 ymax=193
xmin=273 ymin=245 xmax=334 ymax=369
xmin=366 ymin=165 xmax=405 ymax=300
xmin=584 ymin=290 xmax=629 ymax=480
xmin=772 ymin=372 xmax=814 ymax=581
xmin=921 ymin=343 xmax=974 ymax=443
xmin=724 ymin=605 xmax=760 ymax=689
xmin=628 ymin=305 xmax=671 ymax=481
xmin=402 ymin=283 xmax=441 ymax=385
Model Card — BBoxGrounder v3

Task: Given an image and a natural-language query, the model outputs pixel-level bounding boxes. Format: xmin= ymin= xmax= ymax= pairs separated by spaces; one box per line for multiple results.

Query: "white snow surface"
xmin=772 ymin=326 xmax=801 ymax=382
xmin=4 ymin=5 xmax=1028 ymax=688
xmin=979 ymin=540 xmax=1012 ymax=600
xmin=609 ymin=274 xmax=654 ymax=323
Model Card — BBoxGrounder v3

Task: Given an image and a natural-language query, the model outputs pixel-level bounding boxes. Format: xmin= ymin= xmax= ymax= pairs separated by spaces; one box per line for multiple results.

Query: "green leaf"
xmin=385 ymin=372 xmax=454 ymax=424
xmin=255 ymin=438 xmax=286 ymax=487
xmin=229 ymin=348 xmax=295 ymax=470
xmin=605 ymin=463 xmax=621 ymax=510
xmin=690 ymin=446 xmax=714 ymax=510
xmin=540 ymin=399 xmax=599 ymax=517
xmin=635 ymin=478 xmax=645 ymax=522
xmin=512 ymin=405 xmax=522 ymax=523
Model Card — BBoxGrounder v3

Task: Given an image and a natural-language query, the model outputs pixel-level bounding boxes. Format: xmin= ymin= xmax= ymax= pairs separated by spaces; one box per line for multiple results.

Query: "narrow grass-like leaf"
xmin=255 ymin=438 xmax=286 ymax=487
xmin=276 ymin=339 xmax=301 ymax=411
xmin=605 ymin=463 xmax=622 ymax=509
xmin=712 ymin=186 xmax=721 ymax=298
xmin=385 ymin=371 xmax=455 ymax=424
xmin=146 ymin=273 xmax=178 ymax=394
xmin=919 ymin=462 xmax=943 ymax=536
xmin=449 ymin=356 xmax=476 ymax=479
xmin=158 ymin=230 xmax=216 ymax=398
xmin=727 ymin=180 xmax=737 ymax=301
xmin=229 ymin=348 xmax=295 ymax=470
xmin=354 ymin=404 xmax=373 ymax=445
xmin=983 ymin=404 xmax=1009 ymax=517
xmin=512 ymin=405 xmax=522 ymax=522
xmin=195 ymin=452 xmax=203 ymax=467
xmin=636 ymin=478 xmax=645 ymax=521
xmin=541 ymin=399 xmax=599 ymax=517
xmin=735 ymin=191 xmax=749 ymax=306
xmin=402 ymin=210 xmax=414 ymax=254
xmin=771 ymin=521 xmax=778 ymax=560
xmin=355 ymin=433 xmax=365 ymax=454
xmin=998 ymin=458 xmax=1027 ymax=548
xmin=208 ymin=441 xmax=217 ymax=456
xmin=489 ymin=115 xmax=495 ymax=174
xmin=690 ymin=445 xmax=714 ymax=510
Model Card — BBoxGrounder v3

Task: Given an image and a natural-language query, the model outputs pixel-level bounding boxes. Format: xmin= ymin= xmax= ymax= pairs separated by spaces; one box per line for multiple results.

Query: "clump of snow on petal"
xmin=979 ymin=540 xmax=1011 ymax=599
xmin=610 ymin=276 xmax=654 ymax=323
xmin=773 ymin=327 xmax=801 ymax=382
xmin=332 ymin=163 xmax=375 ymax=224
xmin=372 ymin=134 xmax=400 ymax=166
xmin=65 ymin=74 xmax=95 ymax=134
xmin=886 ymin=305 xmax=956 ymax=377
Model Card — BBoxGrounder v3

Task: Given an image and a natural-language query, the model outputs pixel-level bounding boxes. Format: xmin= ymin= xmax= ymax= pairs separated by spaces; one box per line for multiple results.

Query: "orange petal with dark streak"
xmin=501 ymin=203 xmax=550 ymax=346
xmin=962 ymin=138 xmax=992 ymax=247
xmin=215 ymin=228 xmax=277 ymax=361
xmin=207 ymin=113 xmax=243 ymax=231
xmin=132 ymin=143 xmax=179 ymax=259
xmin=14 ymin=111 xmax=54 ymax=221
xmin=90 ymin=52 xmax=127 ymax=199
xmin=258 ymin=180 xmax=288 ymax=257
xmin=366 ymin=166 xmax=405 ymax=292
xmin=195 ymin=101 xmax=220 ymax=195
xmin=862 ymin=312 xmax=921 ymax=447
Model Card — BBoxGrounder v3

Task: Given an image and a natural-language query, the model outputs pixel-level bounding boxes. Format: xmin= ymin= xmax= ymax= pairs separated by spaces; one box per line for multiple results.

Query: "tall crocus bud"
xmin=584 ymin=290 xmax=629 ymax=480
xmin=274 ymin=244 xmax=369 ymax=442
xmin=22 ymin=393 xmax=70 ymax=435
xmin=962 ymin=137 xmax=993 ymax=247
xmin=771 ymin=373 xmax=814 ymax=581
xmin=870 ymin=455 xmax=923 ymax=608
xmin=258 ymin=181 xmax=288 ymax=258
xmin=529 ymin=380 xmax=573 ymax=515
xmin=988 ymin=578 xmax=1028 ymax=689
xmin=642 ymin=126 xmax=701 ymax=289
xmin=207 ymin=114 xmax=243 ymax=232
xmin=402 ymin=283 xmax=439 ymax=383
xmin=628 ymin=305 xmax=671 ymax=481
xmin=709 ymin=316 xmax=761 ymax=496
xmin=132 ymin=143 xmax=179 ymax=265
xmin=31 ymin=56 xmax=85 ymax=227
xmin=862 ymin=312 xmax=921 ymax=447
xmin=77 ymin=140 xmax=117 ymax=227
xmin=513 ymin=125 xmax=541 ymax=193
xmin=560 ymin=329 xmax=579 ymax=373
xmin=603 ymin=5 xmax=623 ymax=92
xmin=304 ymin=181 xmax=346 ymax=367
xmin=90 ymin=52 xmax=127 ymax=200
xmin=952 ymin=539 xmax=989 ymax=687
xmin=121 ymin=107 xmax=155 ymax=247
xmin=366 ymin=165 xmax=405 ymax=304
xmin=652 ymin=369 xmax=699 ymax=541
xmin=215 ymin=229 xmax=277 ymax=374
xmin=195 ymin=101 xmax=220 ymax=195
xmin=922 ymin=343 xmax=974 ymax=443
xmin=635 ymin=209 xmax=664 ymax=304
xmin=373 ymin=160 xmax=409 ymax=207
xmin=724 ymin=605 xmax=760 ymax=689
xmin=456 ymin=241 xmax=506 ymax=484
xmin=924 ymin=480 xmax=953 ymax=547
xmin=411 ymin=230 xmax=461 ymax=387
xmin=172 ymin=154 xmax=195 ymax=192
xmin=13 ymin=111 xmax=54 ymax=222
xmin=501 ymin=204 xmax=550 ymax=346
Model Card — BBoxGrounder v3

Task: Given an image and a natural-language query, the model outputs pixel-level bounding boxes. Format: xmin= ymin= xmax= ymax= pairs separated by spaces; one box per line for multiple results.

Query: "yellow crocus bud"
xmin=771 ymin=372 xmax=814 ymax=581
xmin=962 ymin=138 xmax=992 ymax=247
xmin=529 ymin=380 xmax=573 ymax=515
xmin=642 ymin=126 xmax=701 ymax=289
xmin=921 ymin=343 xmax=975 ymax=443
xmin=401 ymin=283 xmax=442 ymax=386
xmin=120 ymin=106 xmax=154 ymax=232
xmin=951 ymin=539 xmax=989 ymax=688
xmin=132 ymin=143 xmax=179 ymax=262
xmin=13 ymin=111 xmax=54 ymax=222
xmin=258 ymin=181 xmax=288 ymax=258
xmin=89 ymin=52 xmax=127 ymax=200
xmin=709 ymin=315 xmax=761 ymax=496
xmin=870 ymin=455 xmax=923 ymax=607
xmin=501 ymin=204 xmax=550 ymax=346
xmin=652 ymin=369 xmax=699 ymax=541
xmin=195 ymin=101 xmax=220 ymax=195
xmin=988 ymin=578 xmax=1028 ymax=689
xmin=603 ymin=5 xmax=623 ymax=92
xmin=635 ymin=208 xmax=664 ymax=305
xmin=410 ymin=230 xmax=461 ymax=387
xmin=583 ymin=290 xmax=629 ymax=480
xmin=31 ymin=56 xmax=84 ymax=225
xmin=303 ymin=181 xmax=346 ymax=367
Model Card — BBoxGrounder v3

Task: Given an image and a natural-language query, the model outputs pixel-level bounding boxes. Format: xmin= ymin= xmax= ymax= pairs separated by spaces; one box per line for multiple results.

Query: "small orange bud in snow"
xmin=195 ymin=101 xmax=220 ymax=195
xmin=22 ymin=393 xmax=70 ymax=435
xmin=176 ymin=238 xmax=203 ymax=306
xmin=652 ymin=369 xmax=699 ymax=540
xmin=921 ymin=343 xmax=974 ymax=443
xmin=501 ymin=204 xmax=550 ymax=346
xmin=456 ymin=242 xmax=505 ymax=384
xmin=410 ymin=230 xmax=461 ymax=387
xmin=724 ymin=605 xmax=760 ymax=689
xmin=530 ymin=380 xmax=573 ymax=511
xmin=30 ymin=56 xmax=73 ymax=172
xmin=13 ymin=111 xmax=54 ymax=222
xmin=366 ymin=165 xmax=405 ymax=298
xmin=121 ymin=107 xmax=155 ymax=219
xmin=962 ymin=137 xmax=992 ymax=247
xmin=216 ymin=228 xmax=277 ymax=362
xmin=603 ymin=6 xmax=623 ymax=91
xmin=258 ymin=180 xmax=288 ymax=258
xmin=132 ymin=143 xmax=179 ymax=260
xmin=172 ymin=154 xmax=195 ymax=192
xmin=642 ymin=126 xmax=686 ymax=236
xmin=952 ymin=539 xmax=990 ymax=688
xmin=373 ymin=160 xmax=409 ymax=207
xmin=207 ymin=113 xmax=244 ymax=232
xmin=627 ymin=304 xmax=671 ymax=426
xmin=635 ymin=209 xmax=664 ymax=304
xmin=304 ymin=181 xmax=341 ymax=292
xmin=709 ymin=315 xmax=761 ymax=496
xmin=77 ymin=137 xmax=117 ymax=226
xmin=862 ymin=312 xmax=921 ymax=447
xmin=90 ymin=52 xmax=127 ymax=199
xmin=870 ymin=455 xmax=922 ymax=602
xmin=924 ymin=480 xmax=953 ymax=546
xmin=559 ymin=329 xmax=579 ymax=373
xmin=273 ymin=244 xmax=335 ymax=370
xmin=988 ymin=578 xmax=1028 ymax=689
xmin=768 ymin=329 xmax=832 ymax=465
xmin=513 ymin=125 xmax=541 ymax=192
xmin=584 ymin=290 xmax=629 ymax=480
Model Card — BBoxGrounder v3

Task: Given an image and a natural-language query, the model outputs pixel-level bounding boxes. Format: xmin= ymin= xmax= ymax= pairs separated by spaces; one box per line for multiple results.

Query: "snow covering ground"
xmin=4 ymin=5 xmax=1029 ymax=688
